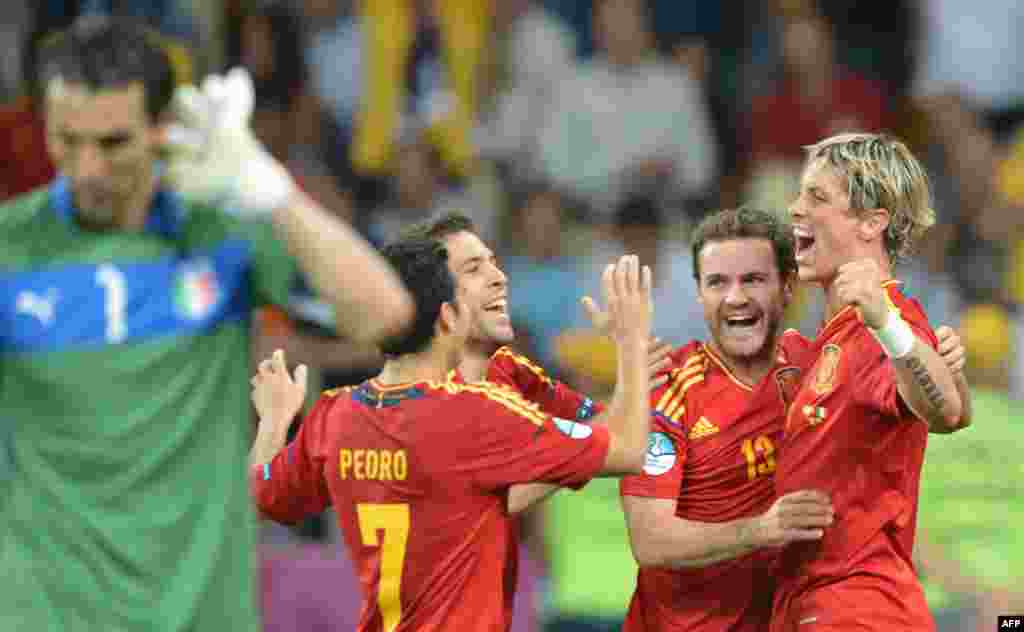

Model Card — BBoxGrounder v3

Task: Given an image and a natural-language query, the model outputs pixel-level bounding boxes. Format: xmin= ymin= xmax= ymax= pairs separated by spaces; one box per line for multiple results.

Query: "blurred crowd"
xmin=1 ymin=0 xmax=1022 ymax=630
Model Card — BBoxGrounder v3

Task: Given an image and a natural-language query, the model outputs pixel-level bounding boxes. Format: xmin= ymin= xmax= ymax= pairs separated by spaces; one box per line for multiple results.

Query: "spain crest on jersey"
xmin=775 ymin=366 xmax=802 ymax=412
xmin=812 ymin=344 xmax=841 ymax=396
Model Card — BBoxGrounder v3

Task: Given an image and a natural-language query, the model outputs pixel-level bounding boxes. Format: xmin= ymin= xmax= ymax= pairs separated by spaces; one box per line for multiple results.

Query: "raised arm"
xmin=248 ymin=349 xmax=307 ymax=468
xmin=591 ymin=256 xmax=652 ymax=475
xmin=834 ymin=261 xmax=963 ymax=432
xmin=507 ymin=337 xmax=672 ymax=514
xmin=165 ymin=68 xmax=414 ymax=344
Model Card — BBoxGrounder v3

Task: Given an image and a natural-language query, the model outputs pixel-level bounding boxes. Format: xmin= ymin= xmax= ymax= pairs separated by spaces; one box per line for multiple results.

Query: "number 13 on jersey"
xmin=357 ymin=503 xmax=410 ymax=632
xmin=740 ymin=435 xmax=776 ymax=480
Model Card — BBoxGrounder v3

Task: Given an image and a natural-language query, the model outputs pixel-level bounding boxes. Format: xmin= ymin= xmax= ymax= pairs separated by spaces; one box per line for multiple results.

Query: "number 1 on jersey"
xmin=96 ymin=264 xmax=126 ymax=343
xmin=357 ymin=503 xmax=410 ymax=632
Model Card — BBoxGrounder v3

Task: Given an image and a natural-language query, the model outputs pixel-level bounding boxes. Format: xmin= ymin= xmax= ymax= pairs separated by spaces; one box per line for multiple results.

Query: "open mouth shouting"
xmin=722 ymin=312 xmax=763 ymax=337
xmin=484 ymin=298 xmax=508 ymax=317
xmin=794 ymin=226 xmax=816 ymax=264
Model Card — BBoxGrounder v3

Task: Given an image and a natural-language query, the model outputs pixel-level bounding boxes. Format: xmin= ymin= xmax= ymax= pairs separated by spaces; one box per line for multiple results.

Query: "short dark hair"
xmin=36 ymin=15 xmax=176 ymax=121
xmin=378 ymin=239 xmax=456 ymax=356
xmin=398 ymin=211 xmax=476 ymax=244
xmin=690 ymin=208 xmax=796 ymax=282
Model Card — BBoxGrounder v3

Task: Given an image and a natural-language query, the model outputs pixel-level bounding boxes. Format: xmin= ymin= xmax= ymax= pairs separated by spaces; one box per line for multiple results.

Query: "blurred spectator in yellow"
xmin=350 ymin=0 xmax=488 ymax=180
xmin=537 ymin=0 xmax=717 ymax=223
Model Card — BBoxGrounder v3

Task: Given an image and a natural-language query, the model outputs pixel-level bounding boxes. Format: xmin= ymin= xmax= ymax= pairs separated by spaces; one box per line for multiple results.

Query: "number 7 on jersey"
xmin=357 ymin=503 xmax=410 ymax=632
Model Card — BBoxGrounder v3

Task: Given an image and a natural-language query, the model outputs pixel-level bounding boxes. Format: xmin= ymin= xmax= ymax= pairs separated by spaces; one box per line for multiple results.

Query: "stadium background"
xmin=1 ymin=0 xmax=1021 ymax=630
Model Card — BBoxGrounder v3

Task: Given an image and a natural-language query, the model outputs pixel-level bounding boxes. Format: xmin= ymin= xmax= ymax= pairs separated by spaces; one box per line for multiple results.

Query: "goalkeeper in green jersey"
xmin=0 ymin=15 xmax=412 ymax=632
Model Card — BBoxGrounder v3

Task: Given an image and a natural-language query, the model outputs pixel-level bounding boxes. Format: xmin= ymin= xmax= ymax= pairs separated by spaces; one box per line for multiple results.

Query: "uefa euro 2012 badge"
xmin=643 ymin=432 xmax=677 ymax=476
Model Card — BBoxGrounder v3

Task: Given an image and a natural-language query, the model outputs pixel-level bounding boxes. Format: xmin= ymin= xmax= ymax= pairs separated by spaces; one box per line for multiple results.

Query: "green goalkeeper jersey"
xmin=0 ymin=178 xmax=295 ymax=631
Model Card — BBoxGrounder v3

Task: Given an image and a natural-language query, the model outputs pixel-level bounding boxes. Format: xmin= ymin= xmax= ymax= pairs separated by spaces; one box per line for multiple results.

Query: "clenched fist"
xmin=833 ymin=259 xmax=890 ymax=329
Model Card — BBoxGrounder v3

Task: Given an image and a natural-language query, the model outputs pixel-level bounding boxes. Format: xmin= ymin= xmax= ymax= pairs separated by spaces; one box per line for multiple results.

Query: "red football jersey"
xmin=772 ymin=282 xmax=938 ymax=631
xmin=619 ymin=331 xmax=809 ymax=632
xmin=250 ymin=378 xmax=611 ymax=632
xmin=451 ymin=346 xmax=603 ymax=422
xmin=448 ymin=345 xmax=604 ymax=629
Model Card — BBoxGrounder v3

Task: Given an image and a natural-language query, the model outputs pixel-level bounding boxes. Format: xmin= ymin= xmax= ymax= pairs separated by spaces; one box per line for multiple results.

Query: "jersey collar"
xmin=49 ymin=173 xmax=186 ymax=241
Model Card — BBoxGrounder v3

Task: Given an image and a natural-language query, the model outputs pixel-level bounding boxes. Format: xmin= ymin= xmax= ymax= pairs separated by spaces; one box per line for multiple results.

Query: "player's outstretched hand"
xmin=647 ymin=338 xmax=673 ymax=389
xmin=251 ymin=349 xmax=307 ymax=434
xmin=581 ymin=294 xmax=671 ymax=389
xmin=935 ymin=325 xmax=966 ymax=374
xmin=833 ymin=259 xmax=889 ymax=329
xmin=164 ymin=67 xmax=295 ymax=216
xmin=749 ymin=490 xmax=833 ymax=548
xmin=602 ymin=255 xmax=653 ymax=345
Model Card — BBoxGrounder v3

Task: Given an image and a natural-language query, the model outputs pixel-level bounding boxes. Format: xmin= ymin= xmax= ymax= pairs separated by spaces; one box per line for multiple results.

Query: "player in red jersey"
xmin=249 ymin=239 xmax=654 ymax=632
xmin=618 ymin=207 xmax=970 ymax=632
xmin=772 ymin=132 xmax=972 ymax=631
xmin=619 ymin=207 xmax=833 ymax=632
xmin=398 ymin=212 xmax=672 ymax=513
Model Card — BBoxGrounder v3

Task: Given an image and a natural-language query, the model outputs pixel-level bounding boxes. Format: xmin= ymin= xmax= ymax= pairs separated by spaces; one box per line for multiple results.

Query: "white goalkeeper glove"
xmin=164 ymin=67 xmax=295 ymax=216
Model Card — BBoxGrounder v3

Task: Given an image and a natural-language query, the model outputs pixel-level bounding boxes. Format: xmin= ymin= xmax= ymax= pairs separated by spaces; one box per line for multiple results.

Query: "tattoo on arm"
xmin=905 ymin=356 xmax=946 ymax=412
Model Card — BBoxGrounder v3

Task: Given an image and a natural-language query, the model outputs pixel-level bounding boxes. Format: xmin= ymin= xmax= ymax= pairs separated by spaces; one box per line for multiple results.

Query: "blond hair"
xmin=804 ymin=132 xmax=936 ymax=262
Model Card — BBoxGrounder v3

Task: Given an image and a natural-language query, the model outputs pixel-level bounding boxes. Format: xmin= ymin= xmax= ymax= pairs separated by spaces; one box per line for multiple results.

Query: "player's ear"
xmin=438 ymin=301 xmax=459 ymax=336
xmin=858 ymin=207 xmax=890 ymax=243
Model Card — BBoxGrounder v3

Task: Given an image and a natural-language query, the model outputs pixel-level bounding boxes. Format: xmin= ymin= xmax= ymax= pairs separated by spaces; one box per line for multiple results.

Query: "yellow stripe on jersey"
xmin=492 ymin=346 xmax=554 ymax=388
xmin=662 ymin=374 xmax=705 ymax=421
xmin=655 ymin=353 xmax=706 ymax=423
xmin=456 ymin=381 xmax=548 ymax=427
xmin=655 ymin=354 xmax=704 ymax=411
xmin=322 ymin=386 xmax=352 ymax=398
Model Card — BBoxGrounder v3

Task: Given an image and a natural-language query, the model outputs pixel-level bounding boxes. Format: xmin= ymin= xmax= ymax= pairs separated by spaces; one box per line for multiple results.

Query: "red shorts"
xmin=770 ymin=572 xmax=935 ymax=632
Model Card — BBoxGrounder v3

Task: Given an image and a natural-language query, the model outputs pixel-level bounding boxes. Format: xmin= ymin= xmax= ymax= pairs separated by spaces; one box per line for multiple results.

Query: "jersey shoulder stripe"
xmin=322 ymin=386 xmax=353 ymax=398
xmin=655 ymin=344 xmax=707 ymax=423
xmin=491 ymin=346 xmax=554 ymax=387
xmin=444 ymin=379 xmax=549 ymax=427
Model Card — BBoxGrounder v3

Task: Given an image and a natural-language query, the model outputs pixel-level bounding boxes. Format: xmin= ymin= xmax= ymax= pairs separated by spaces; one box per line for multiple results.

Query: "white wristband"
xmin=869 ymin=311 xmax=916 ymax=359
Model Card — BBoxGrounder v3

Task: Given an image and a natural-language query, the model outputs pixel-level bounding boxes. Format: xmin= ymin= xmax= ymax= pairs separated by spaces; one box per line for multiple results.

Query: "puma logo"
xmin=16 ymin=289 xmax=59 ymax=326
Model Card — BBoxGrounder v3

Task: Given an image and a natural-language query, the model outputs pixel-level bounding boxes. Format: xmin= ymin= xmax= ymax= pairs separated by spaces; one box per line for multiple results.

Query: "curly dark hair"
xmin=690 ymin=207 xmax=797 ymax=282
xmin=378 ymin=239 xmax=456 ymax=356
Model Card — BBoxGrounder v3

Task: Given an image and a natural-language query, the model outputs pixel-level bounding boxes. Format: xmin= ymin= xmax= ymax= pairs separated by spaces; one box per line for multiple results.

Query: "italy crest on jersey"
xmin=174 ymin=258 xmax=221 ymax=320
